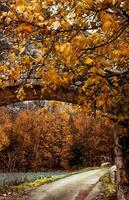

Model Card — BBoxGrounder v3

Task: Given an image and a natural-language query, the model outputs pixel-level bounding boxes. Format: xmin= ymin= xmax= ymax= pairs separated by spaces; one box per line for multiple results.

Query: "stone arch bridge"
xmin=0 ymin=78 xmax=82 ymax=107
xmin=0 ymin=67 xmax=128 ymax=107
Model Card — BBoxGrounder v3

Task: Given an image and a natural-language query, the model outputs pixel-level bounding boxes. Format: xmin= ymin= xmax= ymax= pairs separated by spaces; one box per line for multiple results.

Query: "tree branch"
xmin=79 ymin=23 xmax=128 ymax=58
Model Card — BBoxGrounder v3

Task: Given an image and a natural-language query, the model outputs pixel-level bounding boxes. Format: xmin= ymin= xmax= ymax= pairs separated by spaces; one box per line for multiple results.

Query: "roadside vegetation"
xmin=0 ymin=175 xmax=62 ymax=197
xmin=94 ymin=173 xmax=117 ymax=200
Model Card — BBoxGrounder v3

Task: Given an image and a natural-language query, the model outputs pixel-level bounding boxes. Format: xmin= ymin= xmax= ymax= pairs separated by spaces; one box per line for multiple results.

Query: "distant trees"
xmin=13 ymin=109 xmax=73 ymax=170
xmin=69 ymin=113 xmax=114 ymax=168
xmin=0 ymin=108 xmax=11 ymax=151
xmin=0 ymin=107 xmax=114 ymax=172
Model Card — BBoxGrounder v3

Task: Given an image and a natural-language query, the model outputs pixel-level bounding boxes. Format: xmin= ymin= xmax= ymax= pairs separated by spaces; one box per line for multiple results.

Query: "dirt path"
xmin=17 ymin=168 xmax=109 ymax=200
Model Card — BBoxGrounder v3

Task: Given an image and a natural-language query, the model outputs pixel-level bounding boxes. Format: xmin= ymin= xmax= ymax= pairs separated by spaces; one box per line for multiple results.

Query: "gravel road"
xmin=18 ymin=168 xmax=109 ymax=200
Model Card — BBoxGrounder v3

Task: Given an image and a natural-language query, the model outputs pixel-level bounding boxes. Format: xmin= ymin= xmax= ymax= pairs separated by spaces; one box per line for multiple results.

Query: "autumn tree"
xmin=0 ymin=108 xmax=11 ymax=151
xmin=11 ymin=109 xmax=73 ymax=170
xmin=69 ymin=113 xmax=114 ymax=167
xmin=0 ymin=108 xmax=16 ymax=172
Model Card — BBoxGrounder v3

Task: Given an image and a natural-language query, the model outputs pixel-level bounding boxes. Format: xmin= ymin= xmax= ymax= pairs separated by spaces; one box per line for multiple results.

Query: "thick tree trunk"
xmin=114 ymin=129 xmax=128 ymax=200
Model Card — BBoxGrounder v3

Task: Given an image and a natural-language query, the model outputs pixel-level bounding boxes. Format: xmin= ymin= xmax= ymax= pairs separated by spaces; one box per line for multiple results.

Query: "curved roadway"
xmin=18 ymin=168 xmax=109 ymax=200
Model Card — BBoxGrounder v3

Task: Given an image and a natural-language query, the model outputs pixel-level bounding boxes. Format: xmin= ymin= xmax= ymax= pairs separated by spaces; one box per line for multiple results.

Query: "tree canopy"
xmin=0 ymin=0 xmax=129 ymax=124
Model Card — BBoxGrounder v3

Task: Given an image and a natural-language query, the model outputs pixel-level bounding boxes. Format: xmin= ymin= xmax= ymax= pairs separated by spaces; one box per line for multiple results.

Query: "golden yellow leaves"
xmin=82 ymin=0 xmax=93 ymax=7
xmin=108 ymin=0 xmax=116 ymax=5
xmin=0 ymin=110 xmax=11 ymax=150
xmin=0 ymin=131 xmax=10 ymax=151
xmin=55 ymin=43 xmax=73 ymax=65
xmin=96 ymin=92 xmax=112 ymax=111
xmin=102 ymin=20 xmax=112 ymax=32
xmin=20 ymin=55 xmax=32 ymax=68
xmin=77 ymin=0 xmax=93 ymax=10
xmin=72 ymin=34 xmax=87 ymax=49
xmin=16 ymin=0 xmax=24 ymax=5
xmin=10 ymin=68 xmax=20 ymax=81
xmin=121 ymin=43 xmax=129 ymax=56
xmin=33 ymin=3 xmax=41 ymax=13
xmin=0 ymin=65 xmax=9 ymax=73
xmin=0 ymin=65 xmax=9 ymax=88
xmin=96 ymin=0 xmax=116 ymax=8
xmin=15 ymin=24 xmax=33 ymax=34
xmin=9 ymin=56 xmax=31 ymax=81
xmin=100 ymin=12 xmax=117 ymax=33
xmin=16 ymin=5 xmax=25 ymax=13
xmin=16 ymin=87 xmax=26 ymax=101
xmin=45 ymin=0 xmax=54 ymax=6
xmin=0 ymin=24 xmax=4 ymax=30
xmin=16 ymin=0 xmax=26 ymax=12
xmin=16 ymin=0 xmax=41 ymax=13
xmin=0 ymin=80 xmax=3 ymax=88
xmin=60 ymin=112 xmax=70 ymax=121
xmin=16 ymin=0 xmax=44 ymax=25
xmin=84 ymin=57 xmax=93 ymax=65
xmin=9 ymin=53 xmax=17 ymax=62
xmin=55 ymin=42 xmax=70 ymax=52
xmin=108 ymin=42 xmax=129 ymax=62
xmin=83 ymin=75 xmax=98 ymax=89
xmin=116 ymin=42 xmax=129 ymax=57
xmin=55 ymin=37 xmax=90 ymax=66
xmin=90 ymin=66 xmax=104 ymax=76
xmin=82 ymin=63 xmax=112 ymax=112
xmin=60 ymin=21 xmax=71 ymax=30
xmin=110 ymin=49 xmax=120 ymax=62
xmin=40 ymin=67 xmax=72 ymax=92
